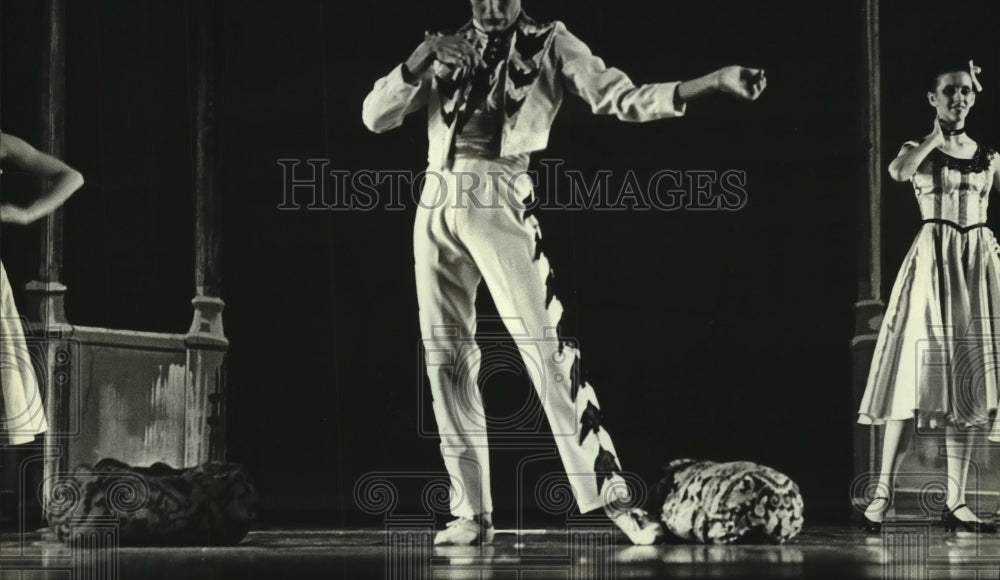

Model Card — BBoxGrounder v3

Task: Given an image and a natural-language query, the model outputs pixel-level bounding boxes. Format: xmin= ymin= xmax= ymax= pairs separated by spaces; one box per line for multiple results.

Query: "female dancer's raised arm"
xmin=887 ymin=116 xmax=943 ymax=182
xmin=0 ymin=133 xmax=84 ymax=225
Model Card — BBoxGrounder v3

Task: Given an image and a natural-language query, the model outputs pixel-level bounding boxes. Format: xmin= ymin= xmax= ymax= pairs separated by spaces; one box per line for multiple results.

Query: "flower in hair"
xmin=970 ymin=60 xmax=984 ymax=92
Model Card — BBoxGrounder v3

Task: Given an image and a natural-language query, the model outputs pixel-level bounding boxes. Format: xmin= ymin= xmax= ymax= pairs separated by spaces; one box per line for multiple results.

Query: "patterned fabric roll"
xmin=656 ymin=459 xmax=804 ymax=544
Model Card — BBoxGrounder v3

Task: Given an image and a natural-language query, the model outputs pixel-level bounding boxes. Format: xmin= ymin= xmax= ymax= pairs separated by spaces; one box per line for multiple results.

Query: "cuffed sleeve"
xmin=361 ymin=63 xmax=430 ymax=133
xmin=554 ymin=22 xmax=685 ymax=122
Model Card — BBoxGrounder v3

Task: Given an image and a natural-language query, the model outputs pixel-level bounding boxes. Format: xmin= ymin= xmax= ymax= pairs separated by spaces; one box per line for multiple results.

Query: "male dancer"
xmin=362 ymin=0 xmax=766 ymax=545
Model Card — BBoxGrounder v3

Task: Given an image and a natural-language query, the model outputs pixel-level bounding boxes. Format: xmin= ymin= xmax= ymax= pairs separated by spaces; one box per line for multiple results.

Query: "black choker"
xmin=941 ymin=125 xmax=966 ymax=136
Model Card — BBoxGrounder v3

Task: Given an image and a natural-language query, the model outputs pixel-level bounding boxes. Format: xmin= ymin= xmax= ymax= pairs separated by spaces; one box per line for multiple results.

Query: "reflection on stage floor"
xmin=1 ymin=523 xmax=999 ymax=579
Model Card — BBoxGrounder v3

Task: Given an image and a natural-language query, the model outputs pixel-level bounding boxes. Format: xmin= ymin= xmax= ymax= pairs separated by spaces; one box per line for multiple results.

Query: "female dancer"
xmin=858 ymin=59 xmax=1000 ymax=533
xmin=0 ymin=132 xmax=84 ymax=445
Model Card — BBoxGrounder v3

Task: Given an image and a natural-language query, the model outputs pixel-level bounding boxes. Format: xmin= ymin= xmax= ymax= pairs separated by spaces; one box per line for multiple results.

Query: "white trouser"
xmin=414 ymin=157 xmax=624 ymax=517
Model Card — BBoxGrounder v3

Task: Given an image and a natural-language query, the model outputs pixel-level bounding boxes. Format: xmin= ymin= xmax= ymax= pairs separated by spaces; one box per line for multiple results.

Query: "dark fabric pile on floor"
xmin=44 ymin=458 xmax=257 ymax=546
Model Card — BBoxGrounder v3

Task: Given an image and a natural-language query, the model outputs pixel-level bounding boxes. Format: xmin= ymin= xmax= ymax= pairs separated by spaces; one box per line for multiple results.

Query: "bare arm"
xmin=992 ymin=151 xmax=1000 ymax=193
xmin=888 ymin=117 xmax=943 ymax=182
xmin=0 ymin=133 xmax=84 ymax=225
xmin=676 ymin=66 xmax=767 ymax=105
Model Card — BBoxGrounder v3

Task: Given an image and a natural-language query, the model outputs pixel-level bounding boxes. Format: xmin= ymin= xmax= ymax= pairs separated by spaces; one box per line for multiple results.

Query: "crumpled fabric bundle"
xmin=656 ymin=459 xmax=804 ymax=544
xmin=45 ymin=458 xmax=257 ymax=546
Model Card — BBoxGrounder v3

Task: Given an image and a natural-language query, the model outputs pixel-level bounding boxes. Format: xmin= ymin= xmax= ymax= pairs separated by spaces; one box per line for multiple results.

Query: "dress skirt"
xmin=858 ymin=222 xmax=1000 ymax=441
xmin=0 ymin=262 xmax=48 ymax=445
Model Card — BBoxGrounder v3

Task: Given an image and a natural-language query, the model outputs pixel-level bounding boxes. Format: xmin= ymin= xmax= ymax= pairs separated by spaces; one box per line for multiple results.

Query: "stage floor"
xmin=1 ymin=524 xmax=999 ymax=579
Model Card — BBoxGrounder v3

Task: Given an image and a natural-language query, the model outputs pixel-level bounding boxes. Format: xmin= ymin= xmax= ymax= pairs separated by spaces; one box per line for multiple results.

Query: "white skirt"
xmin=859 ymin=222 xmax=1000 ymax=441
xmin=0 ymin=262 xmax=48 ymax=445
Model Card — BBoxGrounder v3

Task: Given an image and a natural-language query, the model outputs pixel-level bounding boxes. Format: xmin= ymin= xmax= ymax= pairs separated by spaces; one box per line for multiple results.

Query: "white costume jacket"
xmin=362 ymin=12 xmax=687 ymax=169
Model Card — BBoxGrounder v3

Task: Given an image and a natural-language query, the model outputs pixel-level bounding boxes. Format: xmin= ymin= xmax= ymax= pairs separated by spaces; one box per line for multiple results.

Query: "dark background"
xmin=3 ymin=0 xmax=997 ymax=527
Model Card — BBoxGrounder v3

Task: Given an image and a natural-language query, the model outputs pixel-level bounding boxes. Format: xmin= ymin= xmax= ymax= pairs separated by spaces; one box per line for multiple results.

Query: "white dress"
xmin=0 ymin=154 xmax=49 ymax=445
xmin=859 ymin=141 xmax=1000 ymax=441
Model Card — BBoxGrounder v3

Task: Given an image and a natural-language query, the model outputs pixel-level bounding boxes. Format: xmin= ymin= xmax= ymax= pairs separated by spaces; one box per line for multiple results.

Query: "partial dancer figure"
xmin=858 ymin=59 xmax=999 ymax=534
xmin=362 ymin=0 xmax=765 ymax=545
xmin=0 ymin=132 xmax=84 ymax=446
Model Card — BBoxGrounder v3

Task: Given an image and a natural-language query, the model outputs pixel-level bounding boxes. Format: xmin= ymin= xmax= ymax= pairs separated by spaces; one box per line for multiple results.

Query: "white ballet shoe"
xmin=434 ymin=517 xmax=495 ymax=546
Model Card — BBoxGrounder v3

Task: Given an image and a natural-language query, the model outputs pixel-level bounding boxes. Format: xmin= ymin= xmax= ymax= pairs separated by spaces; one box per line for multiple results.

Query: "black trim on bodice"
xmin=926 ymin=144 xmax=996 ymax=174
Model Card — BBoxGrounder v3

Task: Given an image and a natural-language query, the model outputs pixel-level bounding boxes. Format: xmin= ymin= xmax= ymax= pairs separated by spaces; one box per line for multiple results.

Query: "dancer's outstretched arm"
xmin=556 ymin=22 xmax=765 ymax=122
xmin=0 ymin=133 xmax=84 ymax=225
xmin=676 ymin=65 xmax=767 ymax=104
